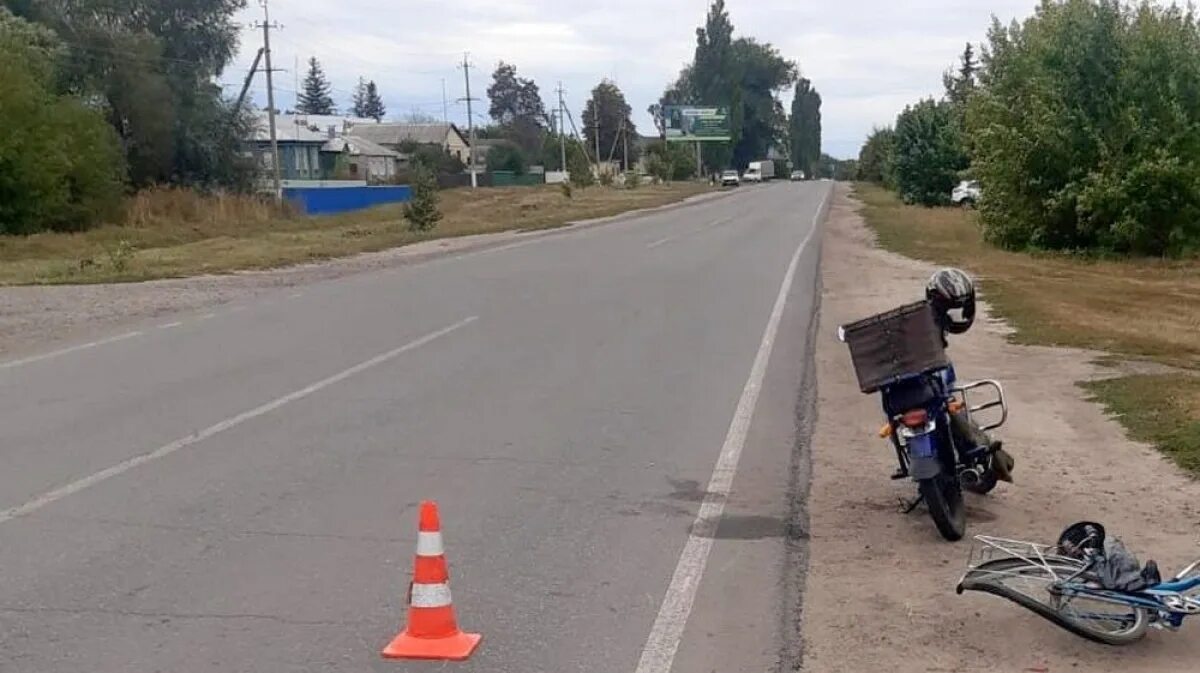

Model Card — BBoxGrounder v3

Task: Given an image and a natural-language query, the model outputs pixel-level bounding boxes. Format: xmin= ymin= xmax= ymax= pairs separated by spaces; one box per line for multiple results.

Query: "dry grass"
xmin=854 ymin=183 xmax=1200 ymax=369
xmin=0 ymin=183 xmax=711 ymax=285
xmin=853 ymin=182 xmax=1200 ymax=475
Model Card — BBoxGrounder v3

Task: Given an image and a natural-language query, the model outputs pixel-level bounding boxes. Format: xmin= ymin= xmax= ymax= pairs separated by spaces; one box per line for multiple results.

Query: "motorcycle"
xmin=838 ymin=300 xmax=1009 ymax=541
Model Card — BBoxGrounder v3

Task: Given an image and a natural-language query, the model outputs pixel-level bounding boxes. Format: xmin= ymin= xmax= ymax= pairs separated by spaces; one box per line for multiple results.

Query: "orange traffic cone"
xmin=382 ymin=501 xmax=482 ymax=661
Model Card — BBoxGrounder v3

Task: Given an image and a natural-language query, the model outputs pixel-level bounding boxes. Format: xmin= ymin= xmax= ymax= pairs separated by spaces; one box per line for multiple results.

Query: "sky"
xmin=224 ymin=0 xmax=1040 ymax=159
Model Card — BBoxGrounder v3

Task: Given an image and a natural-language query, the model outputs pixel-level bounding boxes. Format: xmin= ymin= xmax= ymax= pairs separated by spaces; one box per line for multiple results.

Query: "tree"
xmin=943 ymin=43 xmax=978 ymax=111
xmin=403 ymin=165 xmax=441 ymax=232
xmin=857 ymin=127 xmax=896 ymax=187
xmin=486 ymin=61 xmax=547 ymax=154
xmin=399 ymin=140 xmax=465 ymax=175
xmin=658 ymin=3 xmax=796 ymax=170
xmin=352 ymin=77 xmax=369 ymax=118
xmin=6 ymin=0 xmax=254 ymax=190
xmin=364 ymin=81 xmax=385 ymax=121
xmin=790 ymin=78 xmax=822 ymax=178
xmin=567 ymin=141 xmax=594 ymax=188
xmin=583 ymin=79 xmax=640 ymax=170
xmin=968 ymin=0 xmax=1200 ymax=255
xmin=297 ymin=57 xmax=335 ymax=115
xmin=691 ymin=0 xmax=736 ymax=169
xmin=644 ymin=140 xmax=697 ymax=182
xmin=486 ymin=142 xmax=529 ymax=174
xmin=893 ymin=99 xmax=968 ymax=206
xmin=0 ymin=8 xmax=125 ymax=234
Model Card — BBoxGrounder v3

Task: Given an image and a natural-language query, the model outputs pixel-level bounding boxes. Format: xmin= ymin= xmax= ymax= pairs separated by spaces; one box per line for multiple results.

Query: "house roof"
xmin=348 ymin=122 xmax=468 ymax=147
xmin=251 ymin=112 xmax=328 ymax=143
xmin=322 ymin=135 xmax=400 ymax=158
xmin=250 ymin=112 xmax=386 ymax=143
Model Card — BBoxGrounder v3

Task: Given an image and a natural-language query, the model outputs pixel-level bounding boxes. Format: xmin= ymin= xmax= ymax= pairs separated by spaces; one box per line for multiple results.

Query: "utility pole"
xmin=623 ymin=127 xmax=629 ymax=172
xmin=459 ymin=53 xmax=479 ymax=189
xmin=255 ymin=0 xmax=282 ymax=199
xmin=557 ymin=82 xmax=567 ymax=178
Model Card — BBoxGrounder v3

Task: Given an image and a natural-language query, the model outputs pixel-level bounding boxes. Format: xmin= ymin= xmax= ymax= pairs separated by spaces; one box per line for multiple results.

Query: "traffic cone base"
xmin=382 ymin=629 xmax=482 ymax=661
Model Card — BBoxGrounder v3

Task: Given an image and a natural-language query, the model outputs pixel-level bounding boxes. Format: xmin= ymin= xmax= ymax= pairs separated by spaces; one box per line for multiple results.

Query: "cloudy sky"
xmin=224 ymin=0 xmax=1039 ymax=159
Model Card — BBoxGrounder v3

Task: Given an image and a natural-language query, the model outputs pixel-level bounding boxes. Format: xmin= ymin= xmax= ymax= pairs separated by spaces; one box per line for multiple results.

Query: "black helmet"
xmin=1057 ymin=521 xmax=1106 ymax=559
xmin=926 ymin=268 xmax=976 ymax=334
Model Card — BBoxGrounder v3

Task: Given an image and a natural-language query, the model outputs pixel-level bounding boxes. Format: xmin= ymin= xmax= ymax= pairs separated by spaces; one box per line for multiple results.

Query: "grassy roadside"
xmin=852 ymin=182 xmax=1200 ymax=476
xmin=0 ymin=183 xmax=712 ymax=285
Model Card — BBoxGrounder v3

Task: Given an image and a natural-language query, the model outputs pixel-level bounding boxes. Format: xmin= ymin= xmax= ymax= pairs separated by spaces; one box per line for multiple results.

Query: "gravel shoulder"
xmin=801 ymin=184 xmax=1200 ymax=672
xmin=0 ymin=190 xmax=728 ymax=360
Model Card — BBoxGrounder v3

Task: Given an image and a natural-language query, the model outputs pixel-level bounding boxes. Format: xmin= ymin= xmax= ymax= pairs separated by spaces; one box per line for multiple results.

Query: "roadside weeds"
xmin=0 ymin=183 xmax=711 ymax=286
xmin=854 ymin=182 xmax=1200 ymax=477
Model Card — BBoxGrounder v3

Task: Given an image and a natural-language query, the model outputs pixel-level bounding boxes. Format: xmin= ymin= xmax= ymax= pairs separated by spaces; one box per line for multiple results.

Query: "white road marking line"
xmin=647 ymin=236 xmax=676 ymax=249
xmin=634 ymin=190 xmax=829 ymax=673
xmin=198 ymin=313 xmax=217 ymax=320
xmin=229 ymin=306 xmax=247 ymax=313
xmin=0 ymin=316 xmax=479 ymax=525
xmin=288 ymin=292 xmax=304 ymax=299
xmin=0 ymin=331 xmax=143 ymax=370
xmin=158 ymin=322 xmax=184 ymax=330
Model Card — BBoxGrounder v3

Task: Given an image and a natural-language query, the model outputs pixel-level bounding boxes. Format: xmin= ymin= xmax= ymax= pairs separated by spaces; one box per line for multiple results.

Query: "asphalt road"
xmin=0 ymin=181 xmax=830 ymax=672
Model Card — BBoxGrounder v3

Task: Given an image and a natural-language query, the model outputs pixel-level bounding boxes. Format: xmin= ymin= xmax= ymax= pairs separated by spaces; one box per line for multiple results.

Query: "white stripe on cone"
xmin=411 ymin=582 xmax=453 ymax=608
xmin=416 ymin=531 xmax=444 ymax=557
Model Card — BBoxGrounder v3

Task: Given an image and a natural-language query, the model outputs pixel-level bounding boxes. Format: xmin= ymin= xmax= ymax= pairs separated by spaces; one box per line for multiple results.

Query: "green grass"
xmin=1082 ymin=375 xmax=1200 ymax=476
xmin=853 ymin=181 xmax=1200 ymax=476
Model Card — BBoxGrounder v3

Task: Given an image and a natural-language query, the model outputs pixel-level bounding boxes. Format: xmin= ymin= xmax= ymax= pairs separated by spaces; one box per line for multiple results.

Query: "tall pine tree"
xmin=297 ymin=57 xmax=335 ymax=115
xmin=351 ymin=77 xmax=369 ymax=118
xmin=364 ymin=81 xmax=385 ymax=121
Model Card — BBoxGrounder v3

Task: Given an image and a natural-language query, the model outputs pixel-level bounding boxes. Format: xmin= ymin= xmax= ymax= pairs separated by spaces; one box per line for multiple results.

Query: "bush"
xmin=857 ymin=127 xmax=896 ymax=187
xmin=399 ymin=140 xmax=466 ymax=175
xmin=893 ymin=98 xmax=967 ymax=206
xmin=0 ymin=10 xmax=125 ymax=234
xmin=968 ymin=0 xmax=1200 ymax=255
xmin=626 ymin=171 xmax=642 ymax=189
xmin=567 ymin=144 xmax=594 ymax=188
xmin=403 ymin=165 xmax=442 ymax=231
xmin=486 ymin=142 xmax=528 ymax=175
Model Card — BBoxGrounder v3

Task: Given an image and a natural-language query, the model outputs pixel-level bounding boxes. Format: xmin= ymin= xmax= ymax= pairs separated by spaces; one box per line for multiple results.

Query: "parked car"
xmin=790 ymin=170 xmax=805 ymax=181
xmin=951 ymin=180 xmax=981 ymax=207
xmin=720 ymin=170 xmax=740 ymax=187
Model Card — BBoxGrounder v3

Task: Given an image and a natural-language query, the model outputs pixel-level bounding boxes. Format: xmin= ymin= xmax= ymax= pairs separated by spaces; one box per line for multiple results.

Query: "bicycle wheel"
xmin=959 ymin=557 xmax=1150 ymax=646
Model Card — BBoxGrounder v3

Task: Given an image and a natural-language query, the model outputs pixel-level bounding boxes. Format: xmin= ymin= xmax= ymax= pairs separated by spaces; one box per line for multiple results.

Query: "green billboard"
xmin=664 ymin=106 xmax=731 ymax=142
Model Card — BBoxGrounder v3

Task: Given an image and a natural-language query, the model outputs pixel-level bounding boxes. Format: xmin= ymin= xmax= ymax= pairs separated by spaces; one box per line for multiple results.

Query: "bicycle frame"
xmin=963 ymin=535 xmax=1200 ymax=629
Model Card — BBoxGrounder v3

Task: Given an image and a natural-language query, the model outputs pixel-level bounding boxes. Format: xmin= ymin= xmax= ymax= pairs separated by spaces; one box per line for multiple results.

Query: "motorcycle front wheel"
xmin=919 ymin=474 xmax=966 ymax=541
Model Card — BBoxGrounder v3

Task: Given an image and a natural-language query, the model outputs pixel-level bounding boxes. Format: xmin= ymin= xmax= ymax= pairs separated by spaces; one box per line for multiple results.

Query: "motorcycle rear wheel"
xmin=920 ymin=475 xmax=966 ymax=541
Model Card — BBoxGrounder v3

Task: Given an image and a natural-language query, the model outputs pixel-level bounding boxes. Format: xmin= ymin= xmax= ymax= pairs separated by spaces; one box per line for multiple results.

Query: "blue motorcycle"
xmin=839 ymin=299 xmax=1009 ymax=541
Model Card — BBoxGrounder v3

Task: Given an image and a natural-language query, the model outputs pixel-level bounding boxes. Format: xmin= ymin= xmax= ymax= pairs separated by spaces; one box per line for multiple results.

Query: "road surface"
xmin=0 ymin=182 xmax=830 ymax=672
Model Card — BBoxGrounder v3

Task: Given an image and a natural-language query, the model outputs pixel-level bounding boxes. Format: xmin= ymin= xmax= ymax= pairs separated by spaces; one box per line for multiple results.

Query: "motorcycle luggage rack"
xmin=954 ymin=379 xmax=1008 ymax=431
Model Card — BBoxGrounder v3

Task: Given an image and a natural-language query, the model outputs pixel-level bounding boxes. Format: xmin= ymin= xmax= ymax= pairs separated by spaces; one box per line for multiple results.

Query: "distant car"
xmin=790 ymin=170 xmax=805 ymax=181
xmin=720 ymin=170 xmax=740 ymax=187
xmin=952 ymin=180 xmax=982 ymax=207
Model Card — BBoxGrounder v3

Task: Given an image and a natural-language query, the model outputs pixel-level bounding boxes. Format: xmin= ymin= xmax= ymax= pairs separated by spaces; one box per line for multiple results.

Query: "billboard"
xmin=664 ymin=106 xmax=731 ymax=142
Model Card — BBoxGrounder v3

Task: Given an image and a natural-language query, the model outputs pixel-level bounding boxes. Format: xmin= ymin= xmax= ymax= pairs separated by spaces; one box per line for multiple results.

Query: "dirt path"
xmin=801 ymin=184 xmax=1200 ymax=672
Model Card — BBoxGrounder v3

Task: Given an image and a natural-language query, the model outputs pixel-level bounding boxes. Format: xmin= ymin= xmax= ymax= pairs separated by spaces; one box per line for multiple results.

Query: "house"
xmin=321 ymin=135 xmax=400 ymax=183
xmin=347 ymin=123 xmax=473 ymax=165
xmin=248 ymin=112 xmax=329 ymax=181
